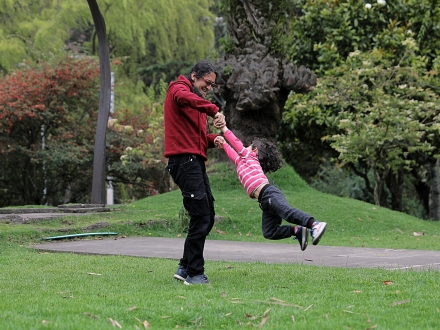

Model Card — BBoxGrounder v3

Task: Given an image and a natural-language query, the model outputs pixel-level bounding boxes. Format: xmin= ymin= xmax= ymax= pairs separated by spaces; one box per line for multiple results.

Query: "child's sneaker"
xmin=311 ymin=221 xmax=327 ymax=245
xmin=293 ymin=226 xmax=308 ymax=251
xmin=173 ymin=265 xmax=187 ymax=281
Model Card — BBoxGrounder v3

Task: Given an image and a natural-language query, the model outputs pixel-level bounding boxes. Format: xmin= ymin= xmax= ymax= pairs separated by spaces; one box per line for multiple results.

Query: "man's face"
xmin=191 ymin=72 xmax=217 ymax=98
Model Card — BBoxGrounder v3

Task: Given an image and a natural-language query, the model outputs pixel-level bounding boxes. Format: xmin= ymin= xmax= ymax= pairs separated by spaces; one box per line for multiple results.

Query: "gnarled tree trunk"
xmin=215 ymin=0 xmax=317 ymax=145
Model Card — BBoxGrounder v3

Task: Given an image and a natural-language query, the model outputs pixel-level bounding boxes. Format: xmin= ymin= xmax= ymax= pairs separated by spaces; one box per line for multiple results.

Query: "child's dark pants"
xmin=258 ymin=184 xmax=314 ymax=240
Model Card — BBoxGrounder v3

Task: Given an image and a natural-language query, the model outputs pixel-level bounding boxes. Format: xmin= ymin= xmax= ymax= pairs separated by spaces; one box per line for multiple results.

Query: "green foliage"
xmin=106 ymin=80 xmax=168 ymax=202
xmin=0 ymin=0 xmax=216 ymax=78
xmin=281 ymin=0 xmax=440 ymax=214
xmin=288 ymin=0 xmax=440 ymax=74
xmin=283 ymin=41 xmax=440 ymax=208
xmin=0 ymin=57 xmax=100 ymax=206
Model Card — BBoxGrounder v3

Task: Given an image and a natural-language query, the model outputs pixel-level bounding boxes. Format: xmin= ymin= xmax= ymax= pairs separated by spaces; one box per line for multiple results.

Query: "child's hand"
xmin=214 ymin=136 xmax=225 ymax=149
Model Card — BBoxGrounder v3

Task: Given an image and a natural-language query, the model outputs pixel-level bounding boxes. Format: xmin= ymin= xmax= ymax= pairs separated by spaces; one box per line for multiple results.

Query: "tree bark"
xmin=373 ymin=166 xmax=389 ymax=208
xmin=387 ymin=168 xmax=404 ymax=212
xmin=215 ymin=0 xmax=316 ymax=145
xmin=429 ymin=158 xmax=440 ymax=220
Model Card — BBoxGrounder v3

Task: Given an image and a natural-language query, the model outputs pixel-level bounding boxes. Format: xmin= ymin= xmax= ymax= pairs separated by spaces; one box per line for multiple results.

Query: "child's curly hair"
xmin=252 ymin=137 xmax=284 ymax=174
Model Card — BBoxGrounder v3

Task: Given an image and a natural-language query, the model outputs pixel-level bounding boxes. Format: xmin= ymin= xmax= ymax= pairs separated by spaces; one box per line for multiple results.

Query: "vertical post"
xmin=87 ymin=0 xmax=111 ymax=204
xmin=106 ymin=72 xmax=115 ymax=205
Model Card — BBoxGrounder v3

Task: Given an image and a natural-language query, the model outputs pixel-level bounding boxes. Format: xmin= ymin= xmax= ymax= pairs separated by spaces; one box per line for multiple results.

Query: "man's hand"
xmin=214 ymin=136 xmax=225 ymax=149
xmin=213 ymin=112 xmax=226 ymax=129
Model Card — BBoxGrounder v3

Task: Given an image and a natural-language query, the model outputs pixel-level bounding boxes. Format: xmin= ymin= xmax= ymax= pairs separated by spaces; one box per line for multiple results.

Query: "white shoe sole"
xmin=312 ymin=222 xmax=327 ymax=245
xmin=174 ymin=274 xmax=186 ymax=281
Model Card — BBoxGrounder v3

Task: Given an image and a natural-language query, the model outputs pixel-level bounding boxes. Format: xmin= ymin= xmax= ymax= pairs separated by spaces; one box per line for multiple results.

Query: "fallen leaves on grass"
xmin=259 ymin=315 xmax=269 ymax=328
xmin=304 ymin=304 xmax=313 ymax=311
xmin=127 ymin=306 xmax=137 ymax=312
xmin=108 ymin=318 xmax=122 ymax=328
xmin=245 ymin=308 xmax=271 ymax=328
xmin=270 ymin=297 xmax=284 ymax=303
xmin=135 ymin=317 xmax=150 ymax=328
xmin=190 ymin=317 xmax=202 ymax=324
xmin=87 ymin=272 xmax=102 ymax=276
xmin=390 ymin=299 xmax=410 ymax=306
xmin=215 ymin=227 xmax=226 ymax=235
xmin=413 ymin=232 xmax=424 ymax=236
xmin=383 ymin=280 xmax=394 ymax=285
xmin=252 ymin=299 xmax=303 ymax=309
xmin=58 ymin=291 xmax=73 ymax=298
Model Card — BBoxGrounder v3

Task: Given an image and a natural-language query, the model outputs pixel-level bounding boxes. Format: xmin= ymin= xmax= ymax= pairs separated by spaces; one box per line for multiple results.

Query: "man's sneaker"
xmin=293 ymin=226 xmax=308 ymax=251
xmin=311 ymin=221 xmax=327 ymax=245
xmin=173 ymin=265 xmax=187 ymax=281
xmin=184 ymin=274 xmax=209 ymax=285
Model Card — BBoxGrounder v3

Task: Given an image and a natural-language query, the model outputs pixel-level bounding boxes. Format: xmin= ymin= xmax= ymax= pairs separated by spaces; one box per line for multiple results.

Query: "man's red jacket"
xmin=164 ymin=75 xmax=219 ymax=161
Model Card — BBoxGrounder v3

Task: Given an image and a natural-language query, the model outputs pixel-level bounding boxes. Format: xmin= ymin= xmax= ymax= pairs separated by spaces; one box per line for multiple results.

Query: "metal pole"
xmin=106 ymin=72 xmax=115 ymax=205
xmin=87 ymin=0 xmax=111 ymax=204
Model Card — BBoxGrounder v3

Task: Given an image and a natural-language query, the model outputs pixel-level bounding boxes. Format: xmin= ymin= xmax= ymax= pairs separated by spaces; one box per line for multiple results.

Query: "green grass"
xmin=1 ymin=163 xmax=440 ymax=329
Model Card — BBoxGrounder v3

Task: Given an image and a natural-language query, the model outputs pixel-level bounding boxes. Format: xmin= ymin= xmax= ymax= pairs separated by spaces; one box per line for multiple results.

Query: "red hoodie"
xmin=164 ymin=75 xmax=219 ymax=161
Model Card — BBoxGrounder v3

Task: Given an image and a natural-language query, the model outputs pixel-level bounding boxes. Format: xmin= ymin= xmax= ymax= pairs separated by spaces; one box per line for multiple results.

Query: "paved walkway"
xmin=33 ymin=237 xmax=440 ymax=271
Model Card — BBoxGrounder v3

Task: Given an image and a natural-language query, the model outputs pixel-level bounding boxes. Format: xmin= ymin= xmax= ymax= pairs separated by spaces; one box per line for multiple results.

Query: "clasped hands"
xmin=213 ymin=112 xmax=226 ymax=149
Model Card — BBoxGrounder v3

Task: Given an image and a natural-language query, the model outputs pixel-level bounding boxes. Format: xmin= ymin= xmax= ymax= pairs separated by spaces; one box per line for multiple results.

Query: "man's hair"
xmin=187 ymin=60 xmax=218 ymax=80
xmin=252 ymin=137 xmax=284 ymax=174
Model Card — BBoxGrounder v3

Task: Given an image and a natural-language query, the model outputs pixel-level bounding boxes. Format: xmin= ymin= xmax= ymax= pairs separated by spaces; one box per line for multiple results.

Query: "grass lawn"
xmin=1 ymin=163 xmax=439 ymax=329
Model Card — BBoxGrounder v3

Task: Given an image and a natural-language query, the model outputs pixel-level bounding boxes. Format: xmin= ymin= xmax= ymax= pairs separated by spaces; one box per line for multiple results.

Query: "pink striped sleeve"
xmin=224 ymin=129 xmax=247 ymax=156
xmin=222 ymin=142 xmax=239 ymax=164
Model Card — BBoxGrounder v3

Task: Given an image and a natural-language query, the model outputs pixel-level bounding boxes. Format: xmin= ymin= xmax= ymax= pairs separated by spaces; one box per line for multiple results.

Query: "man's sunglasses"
xmin=201 ymin=77 xmax=218 ymax=88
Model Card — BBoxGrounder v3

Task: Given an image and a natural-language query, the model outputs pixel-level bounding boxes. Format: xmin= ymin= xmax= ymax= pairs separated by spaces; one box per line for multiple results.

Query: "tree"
xmin=106 ymin=81 xmax=169 ymax=202
xmin=0 ymin=57 xmax=100 ymax=206
xmin=213 ymin=0 xmax=317 ymax=145
xmin=287 ymin=0 xmax=440 ymax=74
xmin=280 ymin=0 xmax=440 ymax=217
xmin=283 ymin=42 xmax=440 ymax=212
xmin=0 ymin=0 xmax=216 ymax=79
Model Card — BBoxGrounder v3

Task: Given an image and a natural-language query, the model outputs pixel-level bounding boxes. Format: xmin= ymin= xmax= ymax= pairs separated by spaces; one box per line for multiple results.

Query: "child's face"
xmin=247 ymin=145 xmax=258 ymax=156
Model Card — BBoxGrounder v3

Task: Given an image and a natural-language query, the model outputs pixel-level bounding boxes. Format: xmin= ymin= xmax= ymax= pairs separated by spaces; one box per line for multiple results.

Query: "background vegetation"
xmin=1 ymin=0 xmax=440 ymax=221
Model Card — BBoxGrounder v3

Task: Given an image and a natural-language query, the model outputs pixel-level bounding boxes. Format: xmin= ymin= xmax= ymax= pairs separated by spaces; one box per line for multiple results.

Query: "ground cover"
xmin=1 ymin=163 xmax=439 ymax=329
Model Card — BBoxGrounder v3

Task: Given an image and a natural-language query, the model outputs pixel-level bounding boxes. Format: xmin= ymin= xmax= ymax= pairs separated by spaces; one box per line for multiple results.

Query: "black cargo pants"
xmin=166 ymin=155 xmax=215 ymax=277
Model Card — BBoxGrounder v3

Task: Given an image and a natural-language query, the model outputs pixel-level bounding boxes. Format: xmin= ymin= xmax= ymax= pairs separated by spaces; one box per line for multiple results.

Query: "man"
xmin=164 ymin=60 xmax=225 ymax=285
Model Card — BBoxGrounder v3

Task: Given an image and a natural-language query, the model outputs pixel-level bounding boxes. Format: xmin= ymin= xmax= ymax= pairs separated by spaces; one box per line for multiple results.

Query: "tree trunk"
xmin=373 ymin=167 xmax=389 ymax=208
xmin=214 ymin=0 xmax=316 ymax=144
xmin=429 ymin=158 xmax=440 ymax=220
xmin=387 ymin=168 xmax=404 ymax=212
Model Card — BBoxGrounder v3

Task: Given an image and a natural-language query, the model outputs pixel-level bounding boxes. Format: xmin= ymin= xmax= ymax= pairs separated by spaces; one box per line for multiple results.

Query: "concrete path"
xmin=33 ymin=237 xmax=440 ymax=271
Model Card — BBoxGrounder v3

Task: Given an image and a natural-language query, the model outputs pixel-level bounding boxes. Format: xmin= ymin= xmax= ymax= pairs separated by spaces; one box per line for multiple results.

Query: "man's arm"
xmin=172 ymin=83 xmax=219 ymax=117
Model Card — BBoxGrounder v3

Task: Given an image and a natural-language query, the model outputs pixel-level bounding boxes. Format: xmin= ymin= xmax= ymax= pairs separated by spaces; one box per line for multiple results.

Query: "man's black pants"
xmin=166 ymin=155 xmax=215 ymax=276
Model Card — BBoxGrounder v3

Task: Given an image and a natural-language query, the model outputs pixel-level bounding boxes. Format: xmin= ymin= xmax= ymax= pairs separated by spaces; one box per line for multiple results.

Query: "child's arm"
xmin=214 ymin=131 xmax=239 ymax=163
xmin=221 ymin=126 xmax=247 ymax=156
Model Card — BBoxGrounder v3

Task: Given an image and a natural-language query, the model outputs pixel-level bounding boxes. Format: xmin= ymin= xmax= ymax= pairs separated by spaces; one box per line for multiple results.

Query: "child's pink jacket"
xmin=222 ymin=129 xmax=269 ymax=198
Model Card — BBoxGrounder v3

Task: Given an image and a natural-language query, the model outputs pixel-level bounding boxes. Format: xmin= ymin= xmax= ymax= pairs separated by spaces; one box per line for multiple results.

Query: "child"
xmin=213 ymin=126 xmax=327 ymax=250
